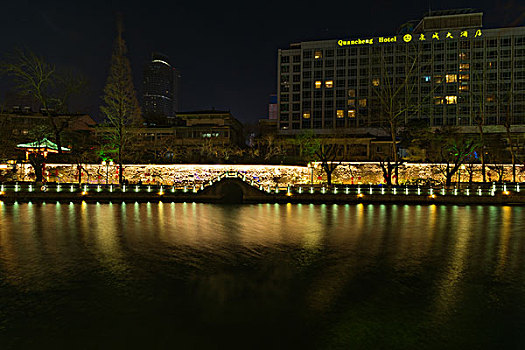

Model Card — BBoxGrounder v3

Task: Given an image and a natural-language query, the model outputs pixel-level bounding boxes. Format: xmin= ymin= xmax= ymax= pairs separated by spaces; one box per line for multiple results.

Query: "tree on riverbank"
xmin=296 ymin=131 xmax=342 ymax=186
xmin=100 ymin=15 xmax=142 ymax=184
xmin=0 ymin=48 xmax=86 ymax=156
xmin=424 ymin=127 xmax=478 ymax=186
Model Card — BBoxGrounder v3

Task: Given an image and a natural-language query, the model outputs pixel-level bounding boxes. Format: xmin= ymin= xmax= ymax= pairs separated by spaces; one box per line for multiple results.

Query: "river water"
xmin=0 ymin=202 xmax=524 ymax=349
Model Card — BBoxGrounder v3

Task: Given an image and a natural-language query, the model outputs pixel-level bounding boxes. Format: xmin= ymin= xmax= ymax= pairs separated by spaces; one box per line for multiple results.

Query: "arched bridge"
xmin=197 ymin=172 xmax=270 ymax=203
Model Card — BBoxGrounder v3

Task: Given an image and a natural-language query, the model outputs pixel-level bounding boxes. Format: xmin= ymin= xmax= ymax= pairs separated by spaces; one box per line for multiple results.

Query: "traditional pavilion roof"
xmin=16 ymin=138 xmax=70 ymax=152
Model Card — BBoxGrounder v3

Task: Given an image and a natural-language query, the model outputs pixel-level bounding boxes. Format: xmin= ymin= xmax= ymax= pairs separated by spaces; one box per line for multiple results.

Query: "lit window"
xmin=347 ymin=99 xmax=355 ymax=106
xmin=303 ymin=112 xmax=311 ymax=119
xmin=348 ymin=109 xmax=356 ymax=118
xmin=435 ymin=76 xmax=443 ymax=84
xmin=446 ymin=96 xmax=457 ymax=104
xmin=459 ymin=52 xmax=469 ymax=60
xmin=459 ymin=63 xmax=470 ymax=70
xmin=358 ymin=99 xmax=367 ymax=107
xmin=325 ymin=80 xmax=334 ymax=88
xmin=434 ymin=97 xmax=444 ymax=105
xmin=315 ymin=81 xmax=322 ymax=89
xmin=446 ymin=74 xmax=457 ymax=83
xmin=314 ymin=51 xmax=322 ymax=59
xmin=423 ymin=76 xmax=431 ymax=82
xmin=486 ymin=95 xmax=495 ymax=102
xmin=459 ymin=85 xmax=469 ymax=92
xmin=459 ymin=74 xmax=469 ymax=81
xmin=372 ymin=78 xmax=380 ymax=86
xmin=348 ymin=89 xmax=356 ymax=97
xmin=336 ymin=110 xmax=344 ymax=118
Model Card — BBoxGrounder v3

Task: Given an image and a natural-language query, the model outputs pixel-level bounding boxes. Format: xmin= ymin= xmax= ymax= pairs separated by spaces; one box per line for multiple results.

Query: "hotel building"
xmin=277 ymin=9 xmax=525 ymax=135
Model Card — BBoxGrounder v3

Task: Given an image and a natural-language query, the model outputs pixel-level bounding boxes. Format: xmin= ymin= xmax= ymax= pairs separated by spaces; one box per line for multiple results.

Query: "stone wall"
xmin=6 ymin=162 xmax=525 ymax=186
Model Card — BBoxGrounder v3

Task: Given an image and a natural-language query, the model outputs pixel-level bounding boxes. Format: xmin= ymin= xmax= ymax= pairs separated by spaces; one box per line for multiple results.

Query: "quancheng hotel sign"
xmin=337 ymin=29 xmax=483 ymax=46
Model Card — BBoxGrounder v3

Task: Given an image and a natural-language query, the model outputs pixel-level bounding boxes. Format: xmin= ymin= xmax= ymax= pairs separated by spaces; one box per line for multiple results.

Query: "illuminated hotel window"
xmin=459 ymin=63 xmax=470 ymax=71
xmin=358 ymin=99 xmax=367 ymax=107
xmin=325 ymin=80 xmax=334 ymax=88
xmin=446 ymin=96 xmax=457 ymax=104
xmin=434 ymin=97 xmax=444 ymax=105
xmin=314 ymin=51 xmax=322 ymax=59
xmin=459 ymin=74 xmax=470 ymax=81
xmin=303 ymin=112 xmax=311 ymax=119
xmin=423 ymin=76 xmax=431 ymax=82
xmin=347 ymin=99 xmax=355 ymax=106
xmin=435 ymin=75 xmax=443 ymax=84
xmin=348 ymin=109 xmax=356 ymax=118
xmin=459 ymin=52 xmax=469 ymax=60
xmin=446 ymin=74 xmax=457 ymax=83
xmin=486 ymin=95 xmax=495 ymax=102
xmin=459 ymin=85 xmax=469 ymax=92
xmin=372 ymin=78 xmax=380 ymax=86
xmin=315 ymin=81 xmax=322 ymax=89
xmin=336 ymin=110 xmax=344 ymax=118
xmin=348 ymin=89 xmax=356 ymax=97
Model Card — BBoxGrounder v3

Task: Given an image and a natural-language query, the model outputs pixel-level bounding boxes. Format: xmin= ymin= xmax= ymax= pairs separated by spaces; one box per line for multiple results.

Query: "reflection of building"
xmin=142 ymin=53 xmax=178 ymax=122
xmin=277 ymin=9 xmax=525 ymax=133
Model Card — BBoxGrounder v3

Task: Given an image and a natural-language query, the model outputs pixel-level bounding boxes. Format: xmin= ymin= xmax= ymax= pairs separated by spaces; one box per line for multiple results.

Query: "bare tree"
xmin=425 ymin=127 xmax=478 ymax=187
xmin=25 ymin=125 xmax=53 ymax=183
xmin=100 ymin=15 xmax=142 ymax=184
xmin=499 ymin=76 xmax=519 ymax=182
xmin=0 ymin=48 xmax=86 ymax=155
xmin=370 ymin=43 xmax=427 ymax=185
xmin=296 ymin=131 xmax=342 ymax=186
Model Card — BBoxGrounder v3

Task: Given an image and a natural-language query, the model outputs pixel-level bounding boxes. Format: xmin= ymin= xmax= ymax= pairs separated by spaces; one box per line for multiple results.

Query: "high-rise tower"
xmin=142 ymin=53 xmax=177 ymax=124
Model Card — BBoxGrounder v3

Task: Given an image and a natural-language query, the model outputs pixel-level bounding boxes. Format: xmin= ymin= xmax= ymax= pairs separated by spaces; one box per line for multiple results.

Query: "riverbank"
xmin=1 ymin=179 xmax=523 ymax=205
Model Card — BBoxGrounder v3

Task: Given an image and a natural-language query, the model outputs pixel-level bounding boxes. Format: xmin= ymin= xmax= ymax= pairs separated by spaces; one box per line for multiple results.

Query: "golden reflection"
xmin=495 ymin=206 xmax=512 ymax=278
xmin=432 ymin=207 xmax=473 ymax=320
xmin=91 ymin=203 xmax=128 ymax=276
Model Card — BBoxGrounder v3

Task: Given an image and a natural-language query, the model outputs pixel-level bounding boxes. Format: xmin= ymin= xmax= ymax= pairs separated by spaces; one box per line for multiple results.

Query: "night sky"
xmin=1 ymin=0 xmax=524 ymax=124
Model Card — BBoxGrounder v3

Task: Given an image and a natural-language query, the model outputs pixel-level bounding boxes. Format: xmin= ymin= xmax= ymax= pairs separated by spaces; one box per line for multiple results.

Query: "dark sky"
xmin=1 ymin=0 xmax=524 ymax=123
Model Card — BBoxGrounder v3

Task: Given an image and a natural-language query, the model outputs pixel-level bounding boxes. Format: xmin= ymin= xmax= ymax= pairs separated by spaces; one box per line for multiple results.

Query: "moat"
xmin=1 ymin=202 xmax=524 ymax=348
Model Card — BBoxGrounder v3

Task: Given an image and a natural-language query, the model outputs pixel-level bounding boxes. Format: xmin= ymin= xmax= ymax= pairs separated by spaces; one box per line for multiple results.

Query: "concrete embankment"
xmin=1 ymin=184 xmax=523 ymax=206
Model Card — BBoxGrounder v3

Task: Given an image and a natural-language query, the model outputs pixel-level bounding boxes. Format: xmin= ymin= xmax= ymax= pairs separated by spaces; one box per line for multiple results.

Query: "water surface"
xmin=0 ymin=202 xmax=524 ymax=349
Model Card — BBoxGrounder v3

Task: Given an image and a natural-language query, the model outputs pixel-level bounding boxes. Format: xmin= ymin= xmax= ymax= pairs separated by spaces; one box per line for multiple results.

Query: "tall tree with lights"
xmin=100 ymin=15 xmax=141 ymax=184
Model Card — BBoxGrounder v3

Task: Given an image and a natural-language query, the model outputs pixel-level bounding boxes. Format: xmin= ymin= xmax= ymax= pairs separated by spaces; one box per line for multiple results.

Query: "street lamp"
xmin=308 ymin=162 xmax=314 ymax=185
xmin=458 ymin=164 xmax=466 ymax=188
xmin=101 ymin=160 xmax=114 ymax=185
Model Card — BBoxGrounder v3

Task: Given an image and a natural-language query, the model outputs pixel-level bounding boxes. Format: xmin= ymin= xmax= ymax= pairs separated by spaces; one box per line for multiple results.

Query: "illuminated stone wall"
xmin=8 ymin=162 xmax=525 ymax=185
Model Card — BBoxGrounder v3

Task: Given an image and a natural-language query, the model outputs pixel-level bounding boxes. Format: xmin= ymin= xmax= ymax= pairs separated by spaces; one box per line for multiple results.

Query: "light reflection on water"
xmin=0 ymin=202 xmax=524 ymax=348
